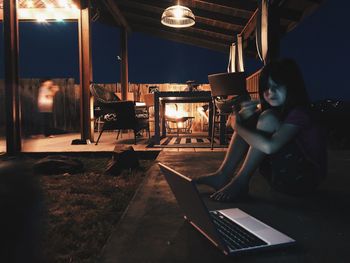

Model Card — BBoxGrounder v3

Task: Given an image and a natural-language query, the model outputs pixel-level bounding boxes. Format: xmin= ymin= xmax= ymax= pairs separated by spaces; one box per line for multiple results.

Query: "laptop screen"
xmin=159 ymin=163 xmax=229 ymax=253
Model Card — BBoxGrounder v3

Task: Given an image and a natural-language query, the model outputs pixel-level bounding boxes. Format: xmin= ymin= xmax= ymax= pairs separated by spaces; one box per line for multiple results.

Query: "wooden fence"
xmin=0 ymin=73 xmax=260 ymax=137
xmin=0 ymin=78 xmax=80 ymax=137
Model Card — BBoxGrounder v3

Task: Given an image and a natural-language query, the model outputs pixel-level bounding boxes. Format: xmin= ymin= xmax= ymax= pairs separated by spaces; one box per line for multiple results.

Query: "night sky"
xmin=0 ymin=0 xmax=349 ymax=101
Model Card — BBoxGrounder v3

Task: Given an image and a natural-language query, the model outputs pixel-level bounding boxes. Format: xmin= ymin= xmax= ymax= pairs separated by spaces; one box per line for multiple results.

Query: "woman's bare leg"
xmin=211 ymin=109 xmax=281 ymax=201
xmin=210 ymin=146 xmax=266 ymax=201
xmin=195 ymin=113 xmax=260 ymax=190
xmin=195 ymin=131 xmax=250 ymax=190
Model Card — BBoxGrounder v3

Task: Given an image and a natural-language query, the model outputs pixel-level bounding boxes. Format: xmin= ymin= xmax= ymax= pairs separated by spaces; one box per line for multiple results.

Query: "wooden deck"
xmin=0 ymin=132 xmax=228 ymax=153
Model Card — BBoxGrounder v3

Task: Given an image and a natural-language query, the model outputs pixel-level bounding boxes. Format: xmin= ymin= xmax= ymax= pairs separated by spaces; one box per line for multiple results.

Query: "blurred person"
xmin=37 ymin=80 xmax=59 ymax=137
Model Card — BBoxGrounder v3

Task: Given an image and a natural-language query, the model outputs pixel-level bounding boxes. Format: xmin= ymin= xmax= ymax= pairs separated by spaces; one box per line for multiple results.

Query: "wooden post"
xmin=257 ymin=0 xmax=281 ymax=64
xmin=78 ymin=0 xmax=94 ymax=143
xmin=120 ymin=27 xmax=128 ymax=101
xmin=267 ymin=3 xmax=280 ymax=62
xmin=3 ymin=0 xmax=21 ymax=154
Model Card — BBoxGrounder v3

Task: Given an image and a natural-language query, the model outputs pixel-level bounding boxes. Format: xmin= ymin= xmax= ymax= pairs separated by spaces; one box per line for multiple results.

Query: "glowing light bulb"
xmin=173 ymin=6 xmax=184 ymax=19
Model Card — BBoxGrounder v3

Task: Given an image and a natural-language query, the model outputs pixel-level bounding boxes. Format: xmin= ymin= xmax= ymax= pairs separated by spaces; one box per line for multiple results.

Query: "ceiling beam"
xmin=116 ymin=0 xmax=248 ymax=26
xmin=124 ymin=12 xmax=234 ymax=42
xmin=183 ymin=0 xmax=254 ymax=19
xmin=193 ymin=0 xmax=257 ymax=12
xmin=123 ymin=10 xmax=239 ymax=39
xmin=116 ymin=1 xmax=243 ymax=33
xmin=126 ymin=13 xmax=233 ymax=45
xmin=101 ymin=0 xmax=131 ymax=31
xmin=132 ymin=23 xmax=229 ymax=53
xmin=240 ymin=8 xmax=258 ymax=41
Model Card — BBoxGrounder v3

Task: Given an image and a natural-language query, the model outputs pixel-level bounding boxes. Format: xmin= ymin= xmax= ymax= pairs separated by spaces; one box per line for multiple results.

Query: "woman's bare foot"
xmin=194 ymin=172 xmax=231 ymax=191
xmin=210 ymin=176 xmax=249 ymax=202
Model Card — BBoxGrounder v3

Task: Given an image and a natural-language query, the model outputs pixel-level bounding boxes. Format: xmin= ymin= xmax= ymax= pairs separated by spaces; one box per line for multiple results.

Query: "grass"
xmin=34 ymin=155 xmax=155 ymax=263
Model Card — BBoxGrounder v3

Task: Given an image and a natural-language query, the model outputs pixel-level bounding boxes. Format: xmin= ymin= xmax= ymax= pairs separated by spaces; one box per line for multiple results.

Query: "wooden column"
xmin=120 ymin=27 xmax=128 ymax=101
xmin=78 ymin=0 xmax=94 ymax=142
xmin=3 ymin=0 xmax=21 ymax=154
xmin=267 ymin=3 xmax=280 ymax=62
xmin=256 ymin=0 xmax=281 ymax=64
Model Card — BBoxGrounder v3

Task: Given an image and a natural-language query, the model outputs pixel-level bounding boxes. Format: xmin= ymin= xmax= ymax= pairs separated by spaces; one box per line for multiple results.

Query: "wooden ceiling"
xmin=92 ymin=0 xmax=323 ymax=56
xmin=0 ymin=0 xmax=323 ymax=55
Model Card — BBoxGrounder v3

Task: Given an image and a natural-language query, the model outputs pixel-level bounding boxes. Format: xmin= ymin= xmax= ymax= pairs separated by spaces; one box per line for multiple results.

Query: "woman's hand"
xmin=226 ymin=109 xmax=241 ymax=130
xmin=238 ymin=100 xmax=259 ymax=120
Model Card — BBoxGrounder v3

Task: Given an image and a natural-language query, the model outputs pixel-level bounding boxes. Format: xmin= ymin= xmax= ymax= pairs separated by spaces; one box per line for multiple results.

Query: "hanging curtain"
xmin=256 ymin=0 xmax=269 ymax=64
xmin=227 ymin=34 xmax=245 ymax=73
xmin=227 ymin=42 xmax=237 ymax=73
xmin=236 ymin=34 xmax=245 ymax=72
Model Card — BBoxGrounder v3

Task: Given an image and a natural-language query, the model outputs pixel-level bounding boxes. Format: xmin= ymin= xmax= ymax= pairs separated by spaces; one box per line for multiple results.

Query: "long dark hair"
xmin=258 ymin=58 xmax=310 ymax=118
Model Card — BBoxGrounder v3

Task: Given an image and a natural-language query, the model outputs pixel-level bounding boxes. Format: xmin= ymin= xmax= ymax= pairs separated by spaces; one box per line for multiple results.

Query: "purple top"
xmin=283 ymin=107 xmax=328 ymax=179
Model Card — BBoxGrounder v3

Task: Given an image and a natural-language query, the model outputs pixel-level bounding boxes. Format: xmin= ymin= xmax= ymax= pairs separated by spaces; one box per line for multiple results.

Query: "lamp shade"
xmin=161 ymin=5 xmax=195 ymax=28
xmin=208 ymin=72 xmax=247 ymax=97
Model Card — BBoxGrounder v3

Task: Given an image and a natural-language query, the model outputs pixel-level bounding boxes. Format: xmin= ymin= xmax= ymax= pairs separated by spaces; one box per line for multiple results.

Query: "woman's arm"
xmin=233 ymin=114 xmax=300 ymax=154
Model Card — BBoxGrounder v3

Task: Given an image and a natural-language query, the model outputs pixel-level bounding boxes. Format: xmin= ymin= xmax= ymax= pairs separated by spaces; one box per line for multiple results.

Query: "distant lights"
xmin=0 ymin=0 xmax=80 ymax=22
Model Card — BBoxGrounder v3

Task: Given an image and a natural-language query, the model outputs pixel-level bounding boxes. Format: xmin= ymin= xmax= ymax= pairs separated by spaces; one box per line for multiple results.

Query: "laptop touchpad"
xmin=235 ymin=217 xmax=268 ymax=232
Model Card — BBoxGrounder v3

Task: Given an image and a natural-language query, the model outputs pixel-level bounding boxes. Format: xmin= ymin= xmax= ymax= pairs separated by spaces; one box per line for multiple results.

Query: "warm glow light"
xmin=36 ymin=14 xmax=47 ymax=22
xmin=27 ymin=0 xmax=34 ymax=8
xmin=165 ymin=105 xmax=188 ymax=118
xmin=70 ymin=3 xmax=80 ymax=12
xmin=58 ymin=0 xmax=69 ymax=8
xmin=55 ymin=14 xmax=64 ymax=22
xmin=19 ymin=9 xmax=29 ymax=17
xmin=173 ymin=6 xmax=184 ymax=19
xmin=46 ymin=3 xmax=54 ymax=11
xmin=161 ymin=5 xmax=195 ymax=28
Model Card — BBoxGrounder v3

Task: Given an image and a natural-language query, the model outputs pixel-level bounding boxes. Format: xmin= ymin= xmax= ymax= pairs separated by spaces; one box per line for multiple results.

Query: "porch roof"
xmin=93 ymin=0 xmax=323 ymax=55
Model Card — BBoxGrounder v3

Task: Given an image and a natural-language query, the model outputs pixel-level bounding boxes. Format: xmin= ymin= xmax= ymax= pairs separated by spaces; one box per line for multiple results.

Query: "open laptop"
xmin=158 ymin=163 xmax=295 ymax=255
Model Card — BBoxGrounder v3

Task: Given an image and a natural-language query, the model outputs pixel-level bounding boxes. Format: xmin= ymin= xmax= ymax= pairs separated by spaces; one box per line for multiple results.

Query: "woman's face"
xmin=263 ymin=76 xmax=287 ymax=107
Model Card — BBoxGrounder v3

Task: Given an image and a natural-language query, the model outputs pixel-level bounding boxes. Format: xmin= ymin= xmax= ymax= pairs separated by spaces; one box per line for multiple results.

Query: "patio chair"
xmin=90 ymin=84 xmax=150 ymax=145
xmin=208 ymin=72 xmax=249 ymax=149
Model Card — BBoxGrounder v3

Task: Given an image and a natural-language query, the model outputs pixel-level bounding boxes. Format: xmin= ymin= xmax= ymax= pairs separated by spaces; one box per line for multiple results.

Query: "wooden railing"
xmin=246 ymin=69 xmax=262 ymax=100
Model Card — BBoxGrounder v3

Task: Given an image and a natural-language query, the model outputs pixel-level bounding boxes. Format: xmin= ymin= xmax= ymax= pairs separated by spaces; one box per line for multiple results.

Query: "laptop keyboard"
xmin=210 ymin=211 xmax=268 ymax=250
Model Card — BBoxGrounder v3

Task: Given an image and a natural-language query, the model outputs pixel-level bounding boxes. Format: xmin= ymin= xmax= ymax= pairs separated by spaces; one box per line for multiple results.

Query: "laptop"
xmin=158 ymin=163 xmax=295 ymax=255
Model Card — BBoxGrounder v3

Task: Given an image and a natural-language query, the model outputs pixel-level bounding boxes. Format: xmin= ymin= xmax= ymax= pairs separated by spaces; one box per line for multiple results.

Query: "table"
xmin=153 ymin=91 xmax=215 ymax=145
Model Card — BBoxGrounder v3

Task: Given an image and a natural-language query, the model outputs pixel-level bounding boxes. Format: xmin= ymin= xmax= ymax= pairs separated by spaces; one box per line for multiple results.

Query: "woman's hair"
xmin=258 ymin=58 xmax=310 ymax=117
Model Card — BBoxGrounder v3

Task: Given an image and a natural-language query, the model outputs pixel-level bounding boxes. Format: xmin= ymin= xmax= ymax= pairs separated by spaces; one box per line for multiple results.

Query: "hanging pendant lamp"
xmin=161 ymin=5 xmax=195 ymax=28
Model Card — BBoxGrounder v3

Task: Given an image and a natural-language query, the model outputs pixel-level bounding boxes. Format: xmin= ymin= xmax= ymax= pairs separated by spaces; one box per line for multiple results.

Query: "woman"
xmin=196 ymin=58 xmax=327 ymax=201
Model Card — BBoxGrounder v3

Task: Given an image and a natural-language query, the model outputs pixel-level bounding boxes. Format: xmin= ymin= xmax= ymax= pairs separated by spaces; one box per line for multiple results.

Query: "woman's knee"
xmin=256 ymin=109 xmax=281 ymax=133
